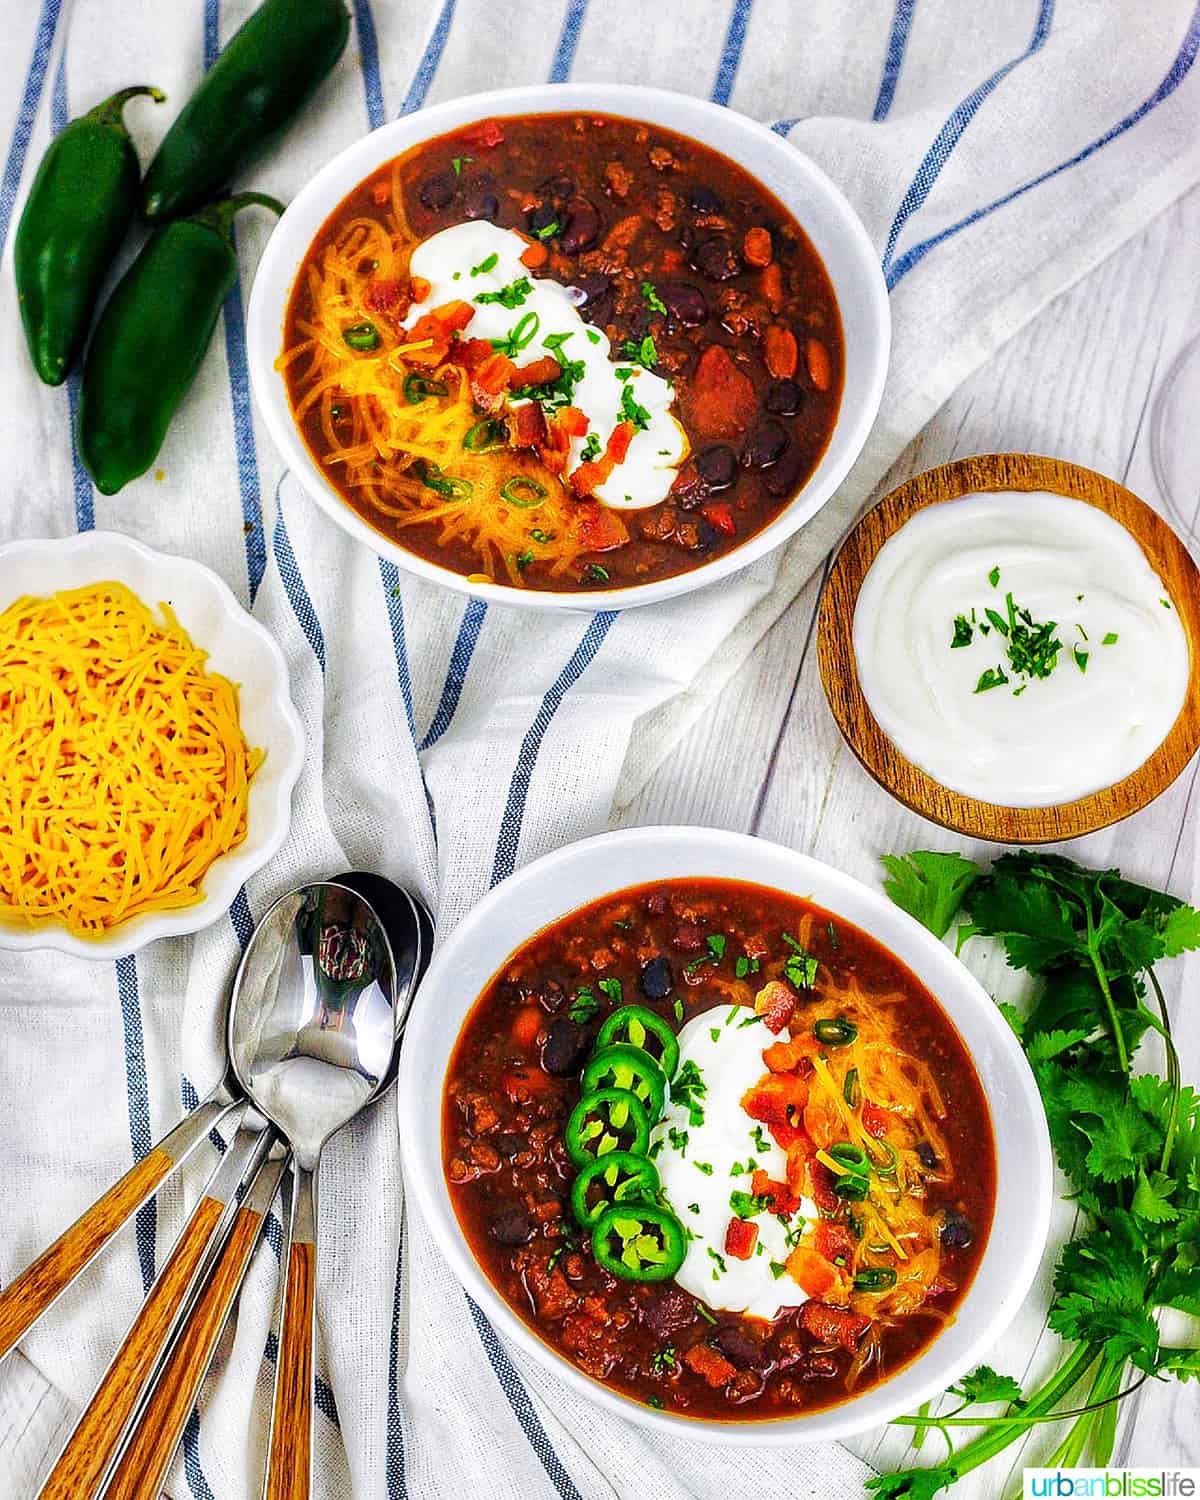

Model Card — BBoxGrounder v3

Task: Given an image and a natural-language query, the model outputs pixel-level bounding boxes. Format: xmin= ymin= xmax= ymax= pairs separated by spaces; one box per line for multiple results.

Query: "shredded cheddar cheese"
xmin=0 ymin=583 xmax=263 ymax=937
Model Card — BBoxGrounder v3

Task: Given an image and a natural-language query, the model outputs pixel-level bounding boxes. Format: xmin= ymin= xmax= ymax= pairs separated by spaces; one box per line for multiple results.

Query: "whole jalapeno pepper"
xmin=141 ymin=0 xmax=350 ymax=223
xmin=15 ymin=85 xmax=164 ymax=386
xmin=78 ymin=191 xmax=283 ymax=495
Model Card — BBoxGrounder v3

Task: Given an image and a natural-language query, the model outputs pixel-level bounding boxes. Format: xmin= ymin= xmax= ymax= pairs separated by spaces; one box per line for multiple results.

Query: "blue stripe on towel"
xmin=386 ymin=1227 xmax=408 ymax=1500
xmin=272 ymin=492 xmax=327 ymax=671
xmin=115 ymin=956 xmax=156 ymax=1294
xmin=887 ymin=0 xmax=1200 ymax=287
xmin=182 ymin=1411 xmax=216 ymax=1500
xmin=204 ymin=0 xmax=267 ymax=602
xmin=352 ymin=0 xmax=386 ymax=129
xmin=378 ymin=558 xmax=417 ymax=738
xmin=550 ymin=0 xmax=589 ymax=82
xmin=418 ymin=599 xmax=486 ymax=751
xmin=398 ymin=0 xmax=457 ymax=117
xmin=712 ymin=0 xmax=753 ymax=105
xmin=873 ymin=0 xmax=918 ymax=121
xmin=491 ymin=612 xmax=616 ymax=888
xmin=229 ymin=886 xmax=255 ymax=952
xmin=181 ymin=1075 xmax=229 ymax=1156
xmin=882 ymin=0 xmax=1055 ymax=278
xmin=0 ymin=0 xmax=63 ymax=256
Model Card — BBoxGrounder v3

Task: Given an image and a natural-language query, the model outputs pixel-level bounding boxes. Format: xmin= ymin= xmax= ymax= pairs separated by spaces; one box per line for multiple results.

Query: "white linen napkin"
xmin=1 ymin=1 xmax=1198 ymax=1496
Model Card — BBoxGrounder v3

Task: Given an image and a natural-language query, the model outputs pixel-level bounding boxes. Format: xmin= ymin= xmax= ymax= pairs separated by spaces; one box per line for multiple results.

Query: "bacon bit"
xmin=603 ymin=213 xmax=643 ymax=253
xmin=743 ymin=226 xmax=773 ymax=267
xmin=433 ymin=299 xmax=475 ymax=333
xmin=769 ymin=1120 xmax=807 ymax=1151
xmin=605 ymin=420 xmax=635 ymax=465
xmin=365 ymin=278 xmax=407 ymax=315
xmin=464 ymin=119 xmax=505 ymax=149
xmin=814 ymin=1220 xmax=857 ymax=1266
xmin=569 ymin=459 xmax=611 ymax=497
xmin=690 ymin=345 xmax=757 ymax=439
xmin=513 ymin=402 xmax=547 ymax=449
xmin=800 ymin=1301 xmax=872 ymax=1352
xmin=760 ymin=261 xmax=784 ymax=313
xmin=762 ymin=1033 xmax=818 ymax=1073
xmin=516 ymin=354 xmax=561 ymax=387
xmin=786 ymin=1245 xmax=843 ymax=1299
xmin=520 ymin=240 xmax=549 ymax=268
xmin=538 ymin=420 xmax=572 ymax=475
xmin=806 ymin=337 xmax=833 ymax=391
xmin=404 ymin=301 xmax=476 ymax=367
xmin=371 ymin=180 xmax=390 ymax=206
xmin=807 ymin=1156 xmax=838 ymax=1213
xmin=409 ymin=276 xmax=431 ymax=304
xmin=754 ymin=979 xmax=796 ymax=1034
xmin=741 ymin=1072 xmax=808 ymax=1128
xmin=751 ymin=1168 xmax=801 ymax=1216
xmin=784 ymin=1142 xmax=811 ymax=1196
xmin=682 ymin=1344 xmax=738 ymax=1388
xmin=471 ymin=351 xmax=518 ymax=402
xmin=702 ymin=502 xmax=736 ymax=536
xmin=573 ymin=503 xmax=629 ymax=553
xmin=725 ymin=1217 xmax=758 ymax=1260
xmin=511 ymin=1006 xmax=543 ymax=1049
xmin=861 ymin=1102 xmax=891 ymax=1139
xmin=764 ymin=324 xmax=798 ymax=379
xmin=557 ymin=406 xmax=589 ymax=438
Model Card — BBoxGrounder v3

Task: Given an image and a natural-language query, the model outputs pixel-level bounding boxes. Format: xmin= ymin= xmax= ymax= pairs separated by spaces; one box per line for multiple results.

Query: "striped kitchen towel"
xmin=0 ymin=2 xmax=1198 ymax=1497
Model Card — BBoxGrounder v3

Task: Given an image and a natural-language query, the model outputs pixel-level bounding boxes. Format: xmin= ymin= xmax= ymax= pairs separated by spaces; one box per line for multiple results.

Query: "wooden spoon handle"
xmin=103 ymin=1153 xmax=286 ymax=1500
xmin=265 ymin=1162 xmax=317 ymax=1500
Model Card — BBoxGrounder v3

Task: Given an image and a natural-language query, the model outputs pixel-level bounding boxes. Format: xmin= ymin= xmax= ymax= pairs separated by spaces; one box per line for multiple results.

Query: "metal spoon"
xmin=226 ymin=880 xmax=410 ymax=1500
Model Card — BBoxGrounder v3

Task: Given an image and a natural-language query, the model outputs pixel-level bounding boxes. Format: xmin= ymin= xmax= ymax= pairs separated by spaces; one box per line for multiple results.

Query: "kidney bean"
xmin=764 ymin=378 xmax=803 ymax=416
xmin=690 ymin=234 xmax=741 ymax=281
xmin=659 ymin=280 xmax=707 ymax=326
xmin=763 ymin=447 xmax=808 ymax=499
xmin=916 ymin=1142 xmax=939 ymax=1169
xmin=688 ymin=184 xmax=722 ymax=213
xmin=489 ymin=1207 xmax=535 ymax=1246
xmin=581 ymin=288 xmax=615 ymax=328
xmin=740 ymin=419 xmax=789 ymax=469
xmin=538 ymin=173 xmax=574 ymax=201
xmin=695 ymin=444 xmax=737 ymax=490
xmin=540 ymin=1017 xmax=589 ymax=1075
xmin=463 ymin=189 xmax=500 ymax=222
xmin=559 ymin=196 xmax=601 ymax=253
xmin=418 ymin=172 xmax=455 ymax=210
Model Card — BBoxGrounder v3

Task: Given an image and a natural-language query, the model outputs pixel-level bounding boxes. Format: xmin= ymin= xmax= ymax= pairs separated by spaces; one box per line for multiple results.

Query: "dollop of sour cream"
xmin=852 ymin=491 xmax=1190 ymax=807
xmin=401 ymin=222 xmax=685 ymax=509
xmin=652 ymin=1009 xmax=816 ymax=1319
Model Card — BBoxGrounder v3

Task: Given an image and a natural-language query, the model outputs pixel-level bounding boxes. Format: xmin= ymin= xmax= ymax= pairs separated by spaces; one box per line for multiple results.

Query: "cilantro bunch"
xmin=871 ymin=850 xmax=1200 ymax=1499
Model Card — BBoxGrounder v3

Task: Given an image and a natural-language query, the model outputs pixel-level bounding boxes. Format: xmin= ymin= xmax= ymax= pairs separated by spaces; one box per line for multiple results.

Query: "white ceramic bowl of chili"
xmin=246 ymin=83 xmax=889 ymax=611
xmin=397 ymin=825 xmax=1053 ymax=1444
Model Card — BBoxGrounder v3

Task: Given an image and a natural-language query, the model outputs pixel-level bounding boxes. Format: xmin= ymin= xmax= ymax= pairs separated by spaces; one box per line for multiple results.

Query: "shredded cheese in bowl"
xmin=0 ymin=582 xmax=263 ymax=937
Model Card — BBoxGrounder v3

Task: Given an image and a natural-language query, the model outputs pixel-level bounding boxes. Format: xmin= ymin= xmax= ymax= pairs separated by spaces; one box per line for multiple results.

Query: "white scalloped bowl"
xmin=0 ymin=532 xmax=305 ymax=960
xmin=398 ymin=826 xmax=1053 ymax=1443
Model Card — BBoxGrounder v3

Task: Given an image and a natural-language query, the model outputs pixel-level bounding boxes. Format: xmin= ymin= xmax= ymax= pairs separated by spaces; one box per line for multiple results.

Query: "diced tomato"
xmin=861 ymin=1102 xmax=891 ymax=1140
xmin=785 ymin=1246 xmax=842 ymax=1299
xmin=754 ymin=980 xmax=796 ymax=1034
xmin=750 ymin=1169 xmax=801 ymax=1217
xmin=432 ymin=299 xmax=475 ymax=333
xmin=682 ymin=1344 xmax=737 ymax=1388
xmin=520 ymin=240 xmax=548 ymax=268
xmin=724 ymin=1218 xmax=758 ymax=1260
xmin=702 ymin=503 xmax=736 ymax=537
xmin=511 ymin=1006 xmax=542 ymax=1049
xmin=573 ymin=503 xmax=629 ymax=553
xmin=814 ymin=1220 xmax=856 ymax=1267
xmin=516 ymin=355 xmax=561 ymax=387
xmin=808 ymin=1157 xmax=838 ymax=1213
xmin=365 ymin=278 xmax=407 ymax=314
xmin=557 ymin=406 xmax=589 ymax=438
xmin=471 ymin=352 xmax=517 ymax=397
xmin=409 ymin=276 xmax=431 ymax=303
xmin=605 ymin=421 xmax=635 ymax=465
xmin=512 ymin=402 xmax=547 ymax=449
xmin=741 ymin=1072 xmax=808 ymax=1129
xmin=762 ymin=1034 xmax=817 ymax=1073
xmin=800 ymin=1301 xmax=872 ymax=1352
xmin=538 ymin=420 xmax=572 ymax=475
xmin=464 ymin=119 xmax=505 ymax=149
xmin=689 ymin=345 xmax=757 ymax=439
xmin=769 ymin=1121 xmax=807 ymax=1151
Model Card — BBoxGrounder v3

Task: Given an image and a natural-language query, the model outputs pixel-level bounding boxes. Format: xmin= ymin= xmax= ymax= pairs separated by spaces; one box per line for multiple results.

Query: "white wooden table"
xmin=614 ymin=179 xmax=1200 ymax=1491
xmin=2 ymin=186 xmax=1196 ymax=1500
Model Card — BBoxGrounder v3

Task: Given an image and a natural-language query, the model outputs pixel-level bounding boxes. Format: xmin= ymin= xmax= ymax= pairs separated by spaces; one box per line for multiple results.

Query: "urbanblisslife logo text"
xmin=1024 ymin=1471 xmax=1200 ymax=1497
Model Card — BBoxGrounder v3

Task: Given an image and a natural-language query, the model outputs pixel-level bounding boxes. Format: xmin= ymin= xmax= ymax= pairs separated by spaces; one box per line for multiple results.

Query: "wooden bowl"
xmin=817 ymin=453 xmax=1200 ymax=843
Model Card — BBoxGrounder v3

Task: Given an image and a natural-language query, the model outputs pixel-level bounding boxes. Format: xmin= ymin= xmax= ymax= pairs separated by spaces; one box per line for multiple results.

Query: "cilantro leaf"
xmin=948 ymin=1365 xmax=1023 ymax=1406
xmin=866 ymin=1468 xmax=956 ymax=1500
xmin=880 ymin=851 xmax=981 ymax=939
xmin=1131 ymin=1168 xmax=1179 ymax=1224
xmin=1162 ymin=903 xmax=1200 ymax=957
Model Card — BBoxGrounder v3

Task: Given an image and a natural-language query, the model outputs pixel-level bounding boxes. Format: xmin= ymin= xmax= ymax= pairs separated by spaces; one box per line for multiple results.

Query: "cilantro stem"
xmin=1145 ymin=969 xmax=1181 ymax=1173
xmin=1084 ymin=901 xmax=1130 ymax=1073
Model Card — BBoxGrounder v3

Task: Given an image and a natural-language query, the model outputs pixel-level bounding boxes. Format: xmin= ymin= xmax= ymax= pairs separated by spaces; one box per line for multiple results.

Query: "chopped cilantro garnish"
xmin=619 ymin=334 xmax=659 ymax=369
xmin=769 ymin=1260 xmax=787 ymax=1279
xmin=1102 ymin=632 xmax=1119 ymax=646
xmin=450 ymin=155 xmax=473 ymax=175
xmin=534 ymin=219 xmax=560 ymax=240
xmin=568 ymin=986 xmax=601 ymax=1023
xmin=598 ymin=976 xmax=623 ymax=1004
xmin=672 ymin=1060 xmax=706 ymax=1125
xmin=951 ymin=614 xmax=974 ymax=648
xmin=619 ymin=383 xmax=652 ymax=431
xmin=580 ymin=432 xmax=602 ymax=461
xmin=667 ymin=1126 xmax=689 ymax=1156
xmin=586 ymin=563 xmax=610 ymax=584
xmin=975 ymin=666 xmax=1010 ymax=693
xmin=709 ymin=1026 xmax=721 ymax=1043
xmin=782 ymin=932 xmax=818 ymax=989
xmin=470 ymin=251 xmax=498 ymax=276
xmin=988 ymin=565 xmax=1001 ymax=587
xmin=707 ymin=1247 xmax=727 ymax=1278
xmin=641 ymin=280 xmax=667 ymax=315
xmin=695 ymin=1160 xmax=714 ymax=1176
xmin=585 ymin=328 xmax=601 ymax=344
xmin=475 ymin=276 xmax=532 ymax=309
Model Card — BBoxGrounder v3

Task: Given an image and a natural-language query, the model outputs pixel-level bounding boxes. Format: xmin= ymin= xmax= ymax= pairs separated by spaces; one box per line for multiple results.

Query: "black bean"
xmin=916 ymin=1142 xmax=939 ymax=1169
xmin=418 ymin=172 xmax=455 ymax=211
xmin=538 ymin=174 xmax=575 ymax=202
xmin=763 ymin=447 xmax=807 ymax=500
xmin=489 ymin=1207 xmax=535 ymax=1246
xmin=695 ymin=444 xmax=736 ymax=490
xmin=659 ymin=281 xmax=707 ymax=327
xmin=641 ymin=1285 xmax=695 ymax=1337
xmin=715 ymin=1325 xmax=770 ymax=1370
xmin=575 ymin=272 xmax=611 ymax=304
xmin=463 ymin=190 xmax=500 ymax=222
xmin=764 ymin=378 xmax=803 ymax=416
xmin=559 ymin=196 xmax=601 ymax=254
xmin=541 ymin=1017 xmax=589 ymax=1075
xmin=581 ymin=289 xmax=615 ymax=328
xmin=740 ymin=420 xmax=789 ymax=470
xmin=639 ymin=955 xmax=674 ymax=999
xmin=527 ymin=202 xmax=561 ymax=239
xmin=496 ymin=1133 xmax=528 ymax=1159
xmin=688 ymin=184 xmax=723 ymax=213
xmin=939 ymin=1209 xmax=974 ymax=1250
xmin=690 ymin=235 xmax=741 ymax=282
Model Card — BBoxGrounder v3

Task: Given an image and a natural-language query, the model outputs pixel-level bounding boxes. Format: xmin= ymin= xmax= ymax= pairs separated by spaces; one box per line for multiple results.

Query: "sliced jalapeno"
xmin=843 ymin=1067 xmax=860 ymax=1107
xmin=420 ymin=461 xmax=472 ymax=500
xmin=814 ymin=1016 xmax=858 ymax=1047
xmin=854 ymin=1267 xmax=898 ymax=1291
xmin=591 ymin=1202 xmax=686 ymax=1283
xmin=595 ymin=1005 xmax=679 ymax=1082
xmin=462 ymin=416 xmax=508 ymax=451
xmin=581 ymin=1044 xmax=666 ymax=1124
xmin=500 ymin=475 xmax=547 ymax=508
xmin=827 ymin=1141 xmax=871 ymax=1201
xmin=565 ymin=1087 xmax=650 ymax=1167
xmin=403 ymin=372 xmax=448 ymax=404
xmin=343 ymin=320 xmax=380 ymax=351
xmin=571 ymin=1150 xmax=660 ymax=1228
